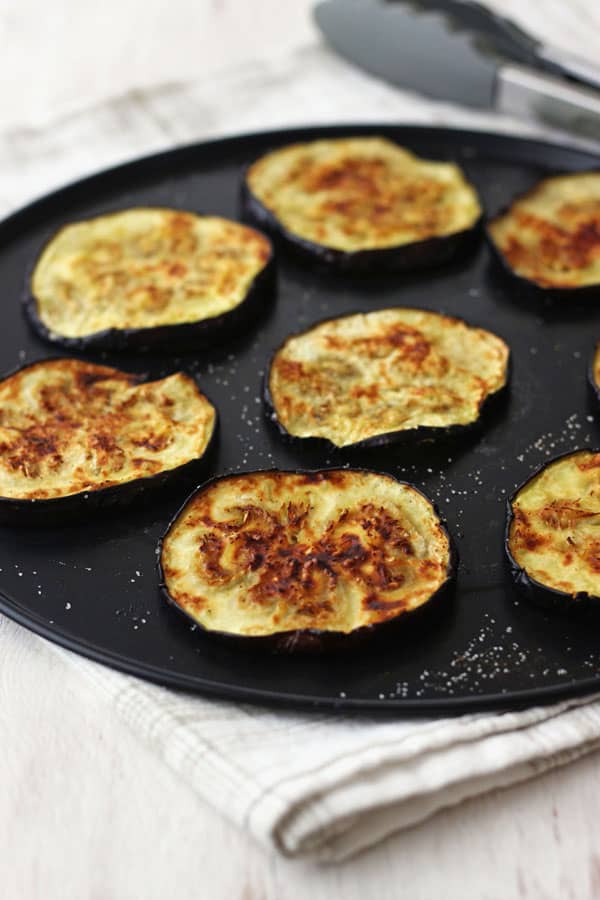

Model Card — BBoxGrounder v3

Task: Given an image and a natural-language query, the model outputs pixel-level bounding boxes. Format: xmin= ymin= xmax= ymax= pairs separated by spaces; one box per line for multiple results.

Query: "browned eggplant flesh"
xmin=0 ymin=358 xmax=216 ymax=506
xmin=267 ymin=308 xmax=509 ymax=448
xmin=160 ymin=469 xmax=454 ymax=649
xmin=507 ymin=450 xmax=600 ymax=604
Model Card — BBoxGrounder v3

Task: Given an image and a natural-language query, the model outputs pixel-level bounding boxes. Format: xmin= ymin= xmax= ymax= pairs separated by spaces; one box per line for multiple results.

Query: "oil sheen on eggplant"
xmin=488 ymin=173 xmax=600 ymax=292
xmin=267 ymin=308 xmax=509 ymax=449
xmin=0 ymin=359 xmax=216 ymax=516
xmin=506 ymin=449 xmax=600 ymax=607
xmin=159 ymin=469 xmax=454 ymax=651
xmin=243 ymin=137 xmax=482 ymax=271
xmin=27 ymin=208 xmax=274 ymax=350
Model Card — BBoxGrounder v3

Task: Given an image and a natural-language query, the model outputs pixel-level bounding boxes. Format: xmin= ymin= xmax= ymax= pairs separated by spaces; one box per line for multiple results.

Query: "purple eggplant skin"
xmin=22 ymin=243 xmax=276 ymax=354
xmin=262 ymin=309 xmax=511 ymax=454
xmin=0 ymin=359 xmax=219 ymax=526
xmin=158 ymin=468 xmax=458 ymax=655
xmin=588 ymin=341 xmax=600 ymax=410
xmin=485 ymin=219 xmax=600 ymax=303
xmin=241 ymin=177 xmax=482 ymax=275
xmin=504 ymin=448 xmax=600 ymax=613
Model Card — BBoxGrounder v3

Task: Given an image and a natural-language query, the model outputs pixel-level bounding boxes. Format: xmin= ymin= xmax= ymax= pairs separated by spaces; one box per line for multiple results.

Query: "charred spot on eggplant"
xmin=266 ymin=308 xmax=509 ymax=450
xmin=159 ymin=469 xmax=455 ymax=652
xmin=0 ymin=358 xmax=217 ymax=523
xmin=26 ymin=208 xmax=274 ymax=351
xmin=506 ymin=449 xmax=600 ymax=609
xmin=242 ymin=137 xmax=482 ymax=272
xmin=488 ymin=173 xmax=600 ymax=295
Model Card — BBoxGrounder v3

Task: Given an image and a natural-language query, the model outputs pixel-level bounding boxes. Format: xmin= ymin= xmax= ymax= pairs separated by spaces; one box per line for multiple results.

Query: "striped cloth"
xmin=75 ymin=658 xmax=600 ymax=861
xmin=3 ymin=16 xmax=600 ymax=862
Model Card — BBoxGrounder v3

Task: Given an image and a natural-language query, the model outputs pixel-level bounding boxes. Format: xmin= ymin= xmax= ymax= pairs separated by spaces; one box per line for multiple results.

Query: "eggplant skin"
xmin=0 ymin=358 xmax=217 ymax=524
xmin=242 ymin=137 xmax=482 ymax=273
xmin=487 ymin=173 xmax=600 ymax=298
xmin=265 ymin=308 xmax=510 ymax=450
xmin=25 ymin=208 xmax=275 ymax=352
xmin=588 ymin=340 xmax=600 ymax=409
xmin=159 ymin=469 xmax=456 ymax=653
xmin=505 ymin=449 xmax=600 ymax=611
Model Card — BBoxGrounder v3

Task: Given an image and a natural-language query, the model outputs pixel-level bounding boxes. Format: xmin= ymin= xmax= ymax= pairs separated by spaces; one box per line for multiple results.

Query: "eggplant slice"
xmin=266 ymin=308 xmax=509 ymax=449
xmin=0 ymin=358 xmax=216 ymax=522
xmin=488 ymin=173 xmax=600 ymax=294
xmin=242 ymin=137 xmax=482 ymax=272
xmin=506 ymin=449 xmax=600 ymax=608
xmin=26 ymin=208 xmax=274 ymax=351
xmin=159 ymin=469 xmax=455 ymax=651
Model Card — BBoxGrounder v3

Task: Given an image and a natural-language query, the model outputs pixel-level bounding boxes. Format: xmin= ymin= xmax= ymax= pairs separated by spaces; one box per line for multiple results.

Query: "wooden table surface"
xmin=2 ymin=1 xmax=600 ymax=897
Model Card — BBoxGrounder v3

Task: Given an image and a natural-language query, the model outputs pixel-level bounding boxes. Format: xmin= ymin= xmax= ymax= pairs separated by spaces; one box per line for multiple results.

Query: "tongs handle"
xmin=395 ymin=0 xmax=600 ymax=92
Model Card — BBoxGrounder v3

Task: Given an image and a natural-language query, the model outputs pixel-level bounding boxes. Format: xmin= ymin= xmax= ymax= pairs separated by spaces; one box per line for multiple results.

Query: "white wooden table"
xmin=2 ymin=2 xmax=600 ymax=896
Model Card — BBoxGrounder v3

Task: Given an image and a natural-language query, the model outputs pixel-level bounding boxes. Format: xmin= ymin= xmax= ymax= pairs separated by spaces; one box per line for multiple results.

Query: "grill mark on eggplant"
xmin=159 ymin=469 xmax=454 ymax=646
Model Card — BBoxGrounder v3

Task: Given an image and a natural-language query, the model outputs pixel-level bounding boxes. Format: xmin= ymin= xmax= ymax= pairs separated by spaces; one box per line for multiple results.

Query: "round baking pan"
xmin=1 ymin=124 xmax=599 ymax=713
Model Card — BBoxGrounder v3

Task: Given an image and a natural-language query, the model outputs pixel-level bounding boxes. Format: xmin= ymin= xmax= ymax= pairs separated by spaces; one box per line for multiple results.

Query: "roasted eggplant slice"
xmin=266 ymin=308 xmax=509 ymax=449
xmin=159 ymin=469 xmax=455 ymax=652
xmin=0 ymin=358 xmax=217 ymax=522
xmin=26 ymin=208 xmax=274 ymax=351
xmin=506 ymin=449 xmax=600 ymax=609
xmin=488 ymin=173 xmax=600 ymax=295
xmin=242 ymin=137 xmax=482 ymax=272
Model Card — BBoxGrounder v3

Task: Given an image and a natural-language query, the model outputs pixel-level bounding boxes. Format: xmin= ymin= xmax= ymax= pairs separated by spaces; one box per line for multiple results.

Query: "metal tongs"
xmin=315 ymin=0 xmax=600 ymax=142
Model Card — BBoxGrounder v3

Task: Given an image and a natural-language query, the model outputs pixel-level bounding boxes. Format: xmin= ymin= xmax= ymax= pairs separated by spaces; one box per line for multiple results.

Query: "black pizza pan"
xmin=1 ymin=124 xmax=600 ymax=714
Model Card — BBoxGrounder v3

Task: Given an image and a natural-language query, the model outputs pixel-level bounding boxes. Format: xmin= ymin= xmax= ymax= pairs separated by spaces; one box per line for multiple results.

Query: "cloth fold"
xmin=71 ymin=654 xmax=600 ymax=861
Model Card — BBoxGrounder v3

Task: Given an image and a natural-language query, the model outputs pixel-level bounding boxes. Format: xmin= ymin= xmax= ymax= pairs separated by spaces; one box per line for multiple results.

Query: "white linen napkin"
xmin=71 ymin=656 xmax=600 ymax=861
xmin=3 ymin=30 xmax=600 ymax=863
